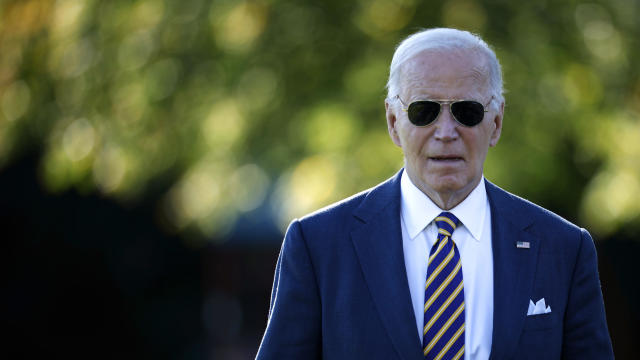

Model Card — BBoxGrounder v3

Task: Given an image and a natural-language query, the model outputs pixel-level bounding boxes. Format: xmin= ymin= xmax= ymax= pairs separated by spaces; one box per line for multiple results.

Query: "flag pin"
xmin=516 ymin=241 xmax=530 ymax=249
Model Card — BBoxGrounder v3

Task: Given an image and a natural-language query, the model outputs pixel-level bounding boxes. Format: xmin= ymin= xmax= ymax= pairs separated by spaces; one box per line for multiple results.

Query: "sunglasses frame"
xmin=394 ymin=95 xmax=494 ymax=127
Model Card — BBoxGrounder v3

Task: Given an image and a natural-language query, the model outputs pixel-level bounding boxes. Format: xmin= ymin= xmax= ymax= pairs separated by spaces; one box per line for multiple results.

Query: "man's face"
xmin=385 ymin=49 xmax=503 ymax=208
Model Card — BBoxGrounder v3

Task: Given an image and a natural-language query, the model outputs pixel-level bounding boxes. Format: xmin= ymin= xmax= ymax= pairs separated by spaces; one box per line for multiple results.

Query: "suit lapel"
xmin=486 ymin=181 xmax=541 ymax=360
xmin=348 ymin=176 xmax=541 ymax=359
xmin=350 ymin=171 xmax=423 ymax=360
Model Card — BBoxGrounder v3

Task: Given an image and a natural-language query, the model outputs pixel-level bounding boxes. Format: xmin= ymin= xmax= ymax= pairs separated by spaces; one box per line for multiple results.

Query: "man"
xmin=256 ymin=28 xmax=613 ymax=359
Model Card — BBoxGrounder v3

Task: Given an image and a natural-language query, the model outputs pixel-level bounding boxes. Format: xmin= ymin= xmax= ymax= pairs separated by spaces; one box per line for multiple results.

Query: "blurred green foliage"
xmin=1 ymin=0 xmax=639 ymax=242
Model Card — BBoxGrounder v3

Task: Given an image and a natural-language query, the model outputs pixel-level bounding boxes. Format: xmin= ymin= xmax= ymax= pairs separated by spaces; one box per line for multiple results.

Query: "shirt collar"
xmin=400 ymin=170 xmax=488 ymax=242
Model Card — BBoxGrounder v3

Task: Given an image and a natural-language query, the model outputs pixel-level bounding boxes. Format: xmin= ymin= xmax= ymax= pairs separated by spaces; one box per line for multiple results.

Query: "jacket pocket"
xmin=522 ymin=312 xmax=559 ymax=331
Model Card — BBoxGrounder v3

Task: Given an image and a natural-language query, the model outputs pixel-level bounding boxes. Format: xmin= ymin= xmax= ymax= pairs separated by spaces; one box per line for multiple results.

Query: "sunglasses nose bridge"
xmin=435 ymin=101 xmax=457 ymax=125
xmin=433 ymin=102 xmax=460 ymax=140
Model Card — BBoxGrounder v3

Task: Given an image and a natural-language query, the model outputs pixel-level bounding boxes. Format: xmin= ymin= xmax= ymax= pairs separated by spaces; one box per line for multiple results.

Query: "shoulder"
xmin=485 ymin=180 xmax=590 ymax=250
xmin=486 ymin=180 xmax=582 ymax=231
xmin=298 ymin=187 xmax=371 ymax=227
xmin=288 ymin=170 xmax=401 ymax=241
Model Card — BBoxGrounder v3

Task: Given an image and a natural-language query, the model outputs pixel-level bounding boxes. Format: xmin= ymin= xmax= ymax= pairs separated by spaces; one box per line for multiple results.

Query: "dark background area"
xmin=2 ymin=150 xmax=278 ymax=359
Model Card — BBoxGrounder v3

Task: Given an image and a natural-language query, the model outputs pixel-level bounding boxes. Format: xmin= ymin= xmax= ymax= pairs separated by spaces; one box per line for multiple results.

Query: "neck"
xmin=424 ymin=190 xmax=470 ymax=210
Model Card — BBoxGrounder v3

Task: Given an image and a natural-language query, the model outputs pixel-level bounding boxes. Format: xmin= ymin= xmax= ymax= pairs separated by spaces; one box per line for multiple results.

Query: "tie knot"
xmin=435 ymin=212 xmax=459 ymax=237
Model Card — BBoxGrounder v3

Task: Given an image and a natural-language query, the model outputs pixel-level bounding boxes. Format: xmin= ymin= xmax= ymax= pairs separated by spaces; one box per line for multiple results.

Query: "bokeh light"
xmin=0 ymin=0 xmax=638 ymax=243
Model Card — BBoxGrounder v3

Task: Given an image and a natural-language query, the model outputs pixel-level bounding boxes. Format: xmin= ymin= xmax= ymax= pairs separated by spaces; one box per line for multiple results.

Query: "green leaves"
xmin=1 ymin=0 xmax=638 ymax=240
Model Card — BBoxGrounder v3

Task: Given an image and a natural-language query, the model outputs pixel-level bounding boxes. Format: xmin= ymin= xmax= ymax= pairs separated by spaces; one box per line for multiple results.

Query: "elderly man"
xmin=256 ymin=28 xmax=613 ymax=359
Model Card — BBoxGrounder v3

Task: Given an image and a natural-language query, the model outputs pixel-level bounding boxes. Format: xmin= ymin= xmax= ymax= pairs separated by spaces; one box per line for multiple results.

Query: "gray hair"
xmin=386 ymin=28 xmax=504 ymax=108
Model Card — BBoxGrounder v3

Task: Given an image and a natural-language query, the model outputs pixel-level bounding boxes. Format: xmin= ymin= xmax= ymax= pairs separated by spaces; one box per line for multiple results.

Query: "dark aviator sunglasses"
xmin=395 ymin=95 xmax=494 ymax=127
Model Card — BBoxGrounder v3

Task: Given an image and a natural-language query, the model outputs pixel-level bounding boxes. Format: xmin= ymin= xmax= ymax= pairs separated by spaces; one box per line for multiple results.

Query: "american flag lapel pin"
xmin=516 ymin=241 xmax=530 ymax=249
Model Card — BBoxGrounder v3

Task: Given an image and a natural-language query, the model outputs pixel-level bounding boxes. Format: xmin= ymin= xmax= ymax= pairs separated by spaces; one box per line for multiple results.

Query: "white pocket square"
xmin=527 ymin=298 xmax=552 ymax=316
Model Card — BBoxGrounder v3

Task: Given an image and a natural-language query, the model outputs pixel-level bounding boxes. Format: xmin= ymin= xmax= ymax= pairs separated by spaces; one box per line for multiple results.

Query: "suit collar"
xmin=485 ymin=180 xmax=535 ymax=231
xmin=350 ymin=170 xmax=424 ymax=360
xmin=352 ymin=170 xmax=402 ymax=223
xmin=485 ymin=180 xmax=540 ymax=360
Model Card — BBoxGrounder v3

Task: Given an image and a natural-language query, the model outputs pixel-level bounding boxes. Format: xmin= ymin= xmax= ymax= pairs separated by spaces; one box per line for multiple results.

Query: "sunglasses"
xmin=395 ymin=95 xmax=494 ymax=127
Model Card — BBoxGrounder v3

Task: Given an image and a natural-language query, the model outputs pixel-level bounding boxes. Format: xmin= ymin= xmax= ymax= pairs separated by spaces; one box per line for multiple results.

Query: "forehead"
xmin=399 ymin=49 xmax=490 ymax=100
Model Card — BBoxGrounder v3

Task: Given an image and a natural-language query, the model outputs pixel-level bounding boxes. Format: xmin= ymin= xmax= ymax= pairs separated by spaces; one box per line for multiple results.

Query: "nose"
xmin=433 ymin=104 xmax=459 ymax=141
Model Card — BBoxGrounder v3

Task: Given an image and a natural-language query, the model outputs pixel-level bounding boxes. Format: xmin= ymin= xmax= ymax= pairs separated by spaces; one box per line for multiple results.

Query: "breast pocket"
xmin=522 ymin=312 xmax=560 ymax=331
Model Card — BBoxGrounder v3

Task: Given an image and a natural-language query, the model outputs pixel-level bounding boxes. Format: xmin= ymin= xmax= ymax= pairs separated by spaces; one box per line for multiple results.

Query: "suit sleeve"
xmin=255 ymin=220 xmax=322 ymax=360
xmin=561 ymin=228 xmax=614 ymax=359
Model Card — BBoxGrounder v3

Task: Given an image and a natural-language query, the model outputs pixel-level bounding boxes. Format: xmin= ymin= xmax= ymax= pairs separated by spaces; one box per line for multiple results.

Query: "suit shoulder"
xmin=293 ymin=172 xmax=401 ymax=237
xmin=488 ymin=182 xmax=584 ymax=234
xmin=283 ymin=187 xmax=373 ymax=252
xmin=298 ymin=187 xmax=372 ymax=226
xmin=489 ymin=184 xmax=592 ymax=260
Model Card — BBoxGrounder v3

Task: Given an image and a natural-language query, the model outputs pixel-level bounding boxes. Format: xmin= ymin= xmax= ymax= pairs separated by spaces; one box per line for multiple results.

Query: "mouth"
xmin=429 ymin=155 xmax=464 ymax=162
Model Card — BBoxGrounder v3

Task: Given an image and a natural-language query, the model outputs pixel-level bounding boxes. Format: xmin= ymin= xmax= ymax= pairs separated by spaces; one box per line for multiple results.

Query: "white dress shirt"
xmin=400 ymin=171 xmax=494 ymax=360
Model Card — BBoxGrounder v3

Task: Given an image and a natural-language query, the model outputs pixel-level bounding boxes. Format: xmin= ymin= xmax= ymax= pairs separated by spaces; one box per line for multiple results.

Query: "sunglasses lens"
xmin=451 ymin=101 xmax=485 ymax=126
xmin=407 ymin=101 xmax=441 ymax=126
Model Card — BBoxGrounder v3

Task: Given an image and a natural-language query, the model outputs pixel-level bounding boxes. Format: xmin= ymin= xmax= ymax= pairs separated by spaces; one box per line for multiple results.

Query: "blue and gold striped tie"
xmin=423 ymin=212 xmax=465 ymax=360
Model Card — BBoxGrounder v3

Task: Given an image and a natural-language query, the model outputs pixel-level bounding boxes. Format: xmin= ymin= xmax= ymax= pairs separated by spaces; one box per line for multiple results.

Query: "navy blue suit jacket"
xmin=256 ymin=171 xmax=613 ymax=359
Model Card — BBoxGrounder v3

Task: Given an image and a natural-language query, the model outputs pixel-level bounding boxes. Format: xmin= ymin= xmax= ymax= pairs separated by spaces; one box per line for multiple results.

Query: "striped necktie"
xmin=423 ymin=212 xmax=465 ymax=360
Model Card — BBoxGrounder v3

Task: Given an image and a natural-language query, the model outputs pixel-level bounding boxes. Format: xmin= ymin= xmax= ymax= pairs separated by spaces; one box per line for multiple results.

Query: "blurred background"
xmin=1 ymin=0 xmax=638 ymax=358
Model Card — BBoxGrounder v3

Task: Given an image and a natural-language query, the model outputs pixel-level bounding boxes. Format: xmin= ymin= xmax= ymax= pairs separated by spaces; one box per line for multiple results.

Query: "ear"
xmin=385 ymin=99 xmax=402 ymax=147
xmin=489 ymin=101 xmax=504 ymax=147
